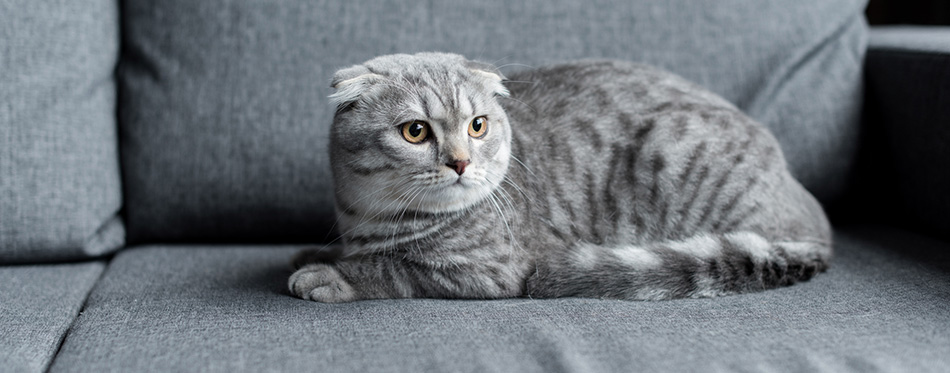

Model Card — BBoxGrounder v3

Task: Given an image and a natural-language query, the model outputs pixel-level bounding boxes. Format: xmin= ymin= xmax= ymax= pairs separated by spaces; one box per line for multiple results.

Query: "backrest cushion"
xmin=120 ymin=0 xmax=868 ymax=243
xmin=0 ymin=0 xmax=125 ymax=262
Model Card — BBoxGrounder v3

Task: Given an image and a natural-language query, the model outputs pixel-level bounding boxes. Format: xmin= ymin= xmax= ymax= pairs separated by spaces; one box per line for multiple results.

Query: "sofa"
xmin=2 ymin=0 xmax=949 ymax=371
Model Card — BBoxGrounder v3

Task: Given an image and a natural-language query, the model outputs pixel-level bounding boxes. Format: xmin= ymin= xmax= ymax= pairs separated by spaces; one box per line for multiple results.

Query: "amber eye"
xmin=401 ymin=121 xmax=429 ymax=143
xmin=469 ymin=116 xmax=488 ymax=138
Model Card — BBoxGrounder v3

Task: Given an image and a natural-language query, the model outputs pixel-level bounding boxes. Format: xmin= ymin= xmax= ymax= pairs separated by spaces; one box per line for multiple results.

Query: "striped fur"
xmin=289 ymin=53 xmax=832 ymax=303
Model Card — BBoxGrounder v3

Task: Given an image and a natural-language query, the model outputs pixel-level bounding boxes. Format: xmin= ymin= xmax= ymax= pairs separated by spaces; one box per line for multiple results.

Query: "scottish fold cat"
xmin=289 ymin=52 xmax=831 ymax=302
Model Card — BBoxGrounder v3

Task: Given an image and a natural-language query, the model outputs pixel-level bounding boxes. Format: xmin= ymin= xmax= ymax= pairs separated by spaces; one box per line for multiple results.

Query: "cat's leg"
xmin=289 ymin=252 xmax=526 ymax=302
xmin=525 ymin=231 xmax=831 ymax=300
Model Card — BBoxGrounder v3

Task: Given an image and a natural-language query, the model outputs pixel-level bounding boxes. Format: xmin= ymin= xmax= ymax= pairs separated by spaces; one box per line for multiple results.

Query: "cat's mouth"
xmin=437 ymin=176 xmax=470 ymax=190
xmin=434 ymin=173 xmax=483 ymax=194
xmin=444 ymin=172 xmax=479 ymax=188
xmin=396 ymin=168 xmax=495 ymax=213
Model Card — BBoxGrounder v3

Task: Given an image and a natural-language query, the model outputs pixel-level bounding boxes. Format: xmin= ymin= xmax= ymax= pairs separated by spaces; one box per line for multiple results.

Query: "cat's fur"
xmin=289 ymin=52 xmax=831 ymax=302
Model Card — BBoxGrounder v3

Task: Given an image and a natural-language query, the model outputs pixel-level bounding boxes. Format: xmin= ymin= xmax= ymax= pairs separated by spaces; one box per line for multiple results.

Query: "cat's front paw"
xmin=288 ymin=264 xmax=357 ymax=303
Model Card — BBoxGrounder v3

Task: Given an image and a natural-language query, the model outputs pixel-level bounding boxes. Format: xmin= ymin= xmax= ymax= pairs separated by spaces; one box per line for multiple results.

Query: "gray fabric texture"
xmin=0 ymin=0 xmax=125 ymax=262
xmin=853 ymin=27 xmax=950 ymax=241
xmin=0 ymin=262 xmax=105 ymax=372
xmin=120 ymin=0 xmax=868 ymax=243
xmin=51 ymin=226 xmax=950 ymax=372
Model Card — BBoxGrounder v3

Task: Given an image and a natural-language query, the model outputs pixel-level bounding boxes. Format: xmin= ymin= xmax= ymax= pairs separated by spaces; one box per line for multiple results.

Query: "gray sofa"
xmin=2 ymin=0 xmax=949 ymax=372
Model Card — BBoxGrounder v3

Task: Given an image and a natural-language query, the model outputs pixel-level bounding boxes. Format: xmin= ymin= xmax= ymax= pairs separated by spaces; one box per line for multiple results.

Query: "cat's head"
xmin=328 ymin=53 xmax=512 ymax=217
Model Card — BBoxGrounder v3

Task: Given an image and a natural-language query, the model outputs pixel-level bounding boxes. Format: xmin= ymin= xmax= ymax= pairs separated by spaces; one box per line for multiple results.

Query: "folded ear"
xmin=329 ymin=65 xmax=385 ymax=109
xmin=465 ymin=60 xmax=510 ymax=97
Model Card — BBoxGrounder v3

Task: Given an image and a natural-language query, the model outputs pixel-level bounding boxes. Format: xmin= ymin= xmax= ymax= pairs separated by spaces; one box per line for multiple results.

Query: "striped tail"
xmin=525 ymin=231 xmax=831 ymax=300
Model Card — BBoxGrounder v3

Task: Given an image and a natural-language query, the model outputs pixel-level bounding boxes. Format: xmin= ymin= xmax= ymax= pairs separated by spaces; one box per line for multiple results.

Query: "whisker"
xmin=510 ymin=155 xmax=536 ymax=176
xmin=486 ymin=191 xmax=518 ymax=261
xmin=496 ymin=63 xmax=536 ymax=70
xmin=410 ymin=187 xmax=433 ymax=257
xmin=501 ymin=96 xmax=538 ymax=115
xmin=387 ymin=184 xmax=427 ymax=254
xmin=328 ymin=177 xmax=420 ymax=250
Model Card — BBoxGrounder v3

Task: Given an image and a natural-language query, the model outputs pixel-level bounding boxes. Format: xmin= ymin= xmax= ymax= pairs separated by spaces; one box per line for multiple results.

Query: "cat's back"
xmin=500 ymin=59 xmax=778 ymax=175
xmin=501 ymin=60 xmax=737 ymax=127
xmin=500 ymin=60 xmax=766 ymax=166
xmin=500 ymin=60 xmax=807 ymax=244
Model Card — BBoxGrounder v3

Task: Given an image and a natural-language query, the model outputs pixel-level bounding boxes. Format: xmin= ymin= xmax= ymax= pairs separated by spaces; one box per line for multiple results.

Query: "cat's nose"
xmin=447 ymin=160 xmax=470 ymax=175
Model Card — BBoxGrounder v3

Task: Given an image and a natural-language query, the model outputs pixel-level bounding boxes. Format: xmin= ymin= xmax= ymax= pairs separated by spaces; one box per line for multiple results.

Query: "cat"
xmin=289 ymin=52 xmax=831 ymax=303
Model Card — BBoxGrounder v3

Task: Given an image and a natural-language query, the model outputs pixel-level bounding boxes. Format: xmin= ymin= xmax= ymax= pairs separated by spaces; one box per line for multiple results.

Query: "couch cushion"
xmin=0 ymin=0 xmax=124 ymax=262
xmin=0 ymin=262 xmax=105 ymax=372
xmin=119 ymin=0 xmax=868 ymax=243
xmin=49 ymin=226 xmax=950 ymax=372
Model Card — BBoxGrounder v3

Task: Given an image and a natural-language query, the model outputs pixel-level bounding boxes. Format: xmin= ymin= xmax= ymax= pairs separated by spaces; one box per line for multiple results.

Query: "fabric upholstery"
xmin=50 ymin=226 xmax=950 ymax=372
xmin=119 ymin=0 xmax=868 ymax=243
xmin=854 ymin=27 xmax=950 ymax=241
xmin=0 ymin=262 xmax=105 ymax=372
xmin=0 ymin=0 xmax=125 ymax=262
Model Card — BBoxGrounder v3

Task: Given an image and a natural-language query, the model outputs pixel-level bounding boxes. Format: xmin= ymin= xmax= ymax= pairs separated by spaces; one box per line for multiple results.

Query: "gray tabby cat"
xmin=289 ymin=52 xmax=831 ymax=303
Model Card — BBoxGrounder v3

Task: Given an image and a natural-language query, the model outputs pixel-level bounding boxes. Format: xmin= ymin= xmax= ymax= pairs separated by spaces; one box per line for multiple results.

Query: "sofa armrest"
xmin=845 ymin=27 xmax=950 ymax=240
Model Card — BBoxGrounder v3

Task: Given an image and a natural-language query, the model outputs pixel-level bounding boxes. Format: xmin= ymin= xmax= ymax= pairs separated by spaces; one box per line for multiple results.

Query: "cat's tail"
xmin=526 ymin=231 xmax=831 ymax=300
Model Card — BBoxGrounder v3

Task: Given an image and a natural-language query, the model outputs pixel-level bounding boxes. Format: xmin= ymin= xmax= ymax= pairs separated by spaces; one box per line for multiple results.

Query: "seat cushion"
xmin=0 ymin=0 xmax=124 ymax=262
xmin=119 ymin=0 xmax=868 ymax=243
xmin=50 ymin=226 xmax=950 ymax=372
xmin=0 ymin=262 xmax=105 ymax=372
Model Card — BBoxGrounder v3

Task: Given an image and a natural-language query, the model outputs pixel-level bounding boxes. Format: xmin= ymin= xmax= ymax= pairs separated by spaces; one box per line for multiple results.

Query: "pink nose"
xmin=447 ymin=160 xmax=470 ymax=175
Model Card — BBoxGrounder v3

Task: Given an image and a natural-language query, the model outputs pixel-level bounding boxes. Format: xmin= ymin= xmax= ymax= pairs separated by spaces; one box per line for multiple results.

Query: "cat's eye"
xmin=469 ymin=116 xmax=488 ymax=138
xmin=401 ymin=121 xmax=429 ymax=144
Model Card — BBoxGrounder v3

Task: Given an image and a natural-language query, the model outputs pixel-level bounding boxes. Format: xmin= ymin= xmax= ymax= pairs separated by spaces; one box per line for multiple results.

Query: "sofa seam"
xmin=43 ymin=259 xmax=114 ymax=373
